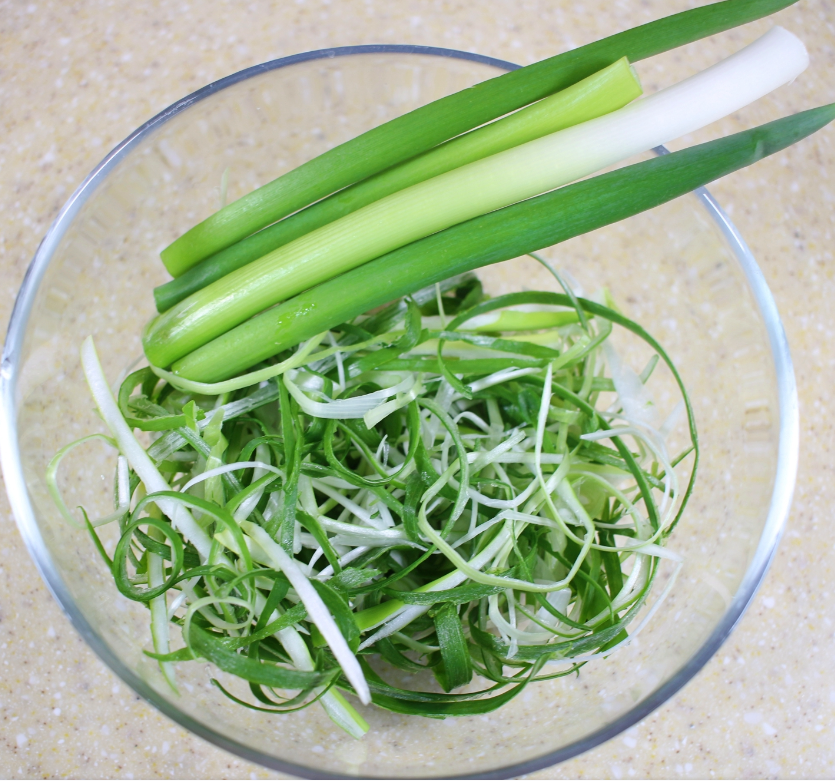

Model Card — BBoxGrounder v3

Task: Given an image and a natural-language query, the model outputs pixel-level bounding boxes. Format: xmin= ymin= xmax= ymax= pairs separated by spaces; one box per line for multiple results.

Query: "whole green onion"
xmin=143 ymin=27 xmax=809 ymax=370
xmin=159 ymin=0 xmax=800 ymax=277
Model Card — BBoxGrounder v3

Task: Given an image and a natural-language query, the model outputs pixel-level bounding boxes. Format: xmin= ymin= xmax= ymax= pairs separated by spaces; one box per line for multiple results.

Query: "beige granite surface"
xmin=1 ymin=0 xmax=834 ymax=778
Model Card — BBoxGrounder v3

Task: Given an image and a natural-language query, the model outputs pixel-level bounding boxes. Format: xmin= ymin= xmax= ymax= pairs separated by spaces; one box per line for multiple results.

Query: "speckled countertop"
xmin=1 ymin=0 xmax=834 ymax=778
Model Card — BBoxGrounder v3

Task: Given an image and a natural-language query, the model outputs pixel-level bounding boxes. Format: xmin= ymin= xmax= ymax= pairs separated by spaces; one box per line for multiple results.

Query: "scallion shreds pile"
xmin=52 ymin=273 xmax=697 ymax=734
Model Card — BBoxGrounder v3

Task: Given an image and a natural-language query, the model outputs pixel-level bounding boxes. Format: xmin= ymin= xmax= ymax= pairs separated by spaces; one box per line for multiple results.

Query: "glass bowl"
xmin=0 ymin=46 xmax=798 ymax=778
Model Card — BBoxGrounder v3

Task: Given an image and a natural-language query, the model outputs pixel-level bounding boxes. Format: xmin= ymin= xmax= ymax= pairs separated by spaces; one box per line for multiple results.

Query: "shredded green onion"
xmin=55 ymin=277 xmax=697 ymax=733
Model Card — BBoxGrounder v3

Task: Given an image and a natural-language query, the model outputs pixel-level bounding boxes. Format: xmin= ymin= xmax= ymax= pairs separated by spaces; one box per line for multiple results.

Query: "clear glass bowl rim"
xmin=0 ymin=44 xmax=799 ymax=780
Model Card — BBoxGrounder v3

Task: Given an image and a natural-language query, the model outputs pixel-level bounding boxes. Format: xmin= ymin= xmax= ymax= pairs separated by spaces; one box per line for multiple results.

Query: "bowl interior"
xmin=3 ymin=48 xmax=789 ymax=778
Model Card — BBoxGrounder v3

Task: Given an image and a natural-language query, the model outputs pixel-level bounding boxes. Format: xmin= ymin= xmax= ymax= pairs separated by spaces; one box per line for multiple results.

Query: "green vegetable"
xmin=158 ymin=0 xmax=800 ymax=276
